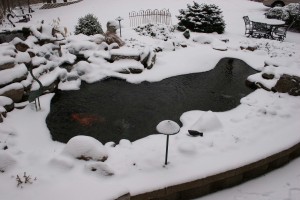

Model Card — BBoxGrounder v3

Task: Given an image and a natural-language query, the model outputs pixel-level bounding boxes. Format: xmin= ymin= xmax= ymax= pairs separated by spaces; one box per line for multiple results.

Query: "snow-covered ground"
xmin=0 ymin=0 xmax=300 ymax=200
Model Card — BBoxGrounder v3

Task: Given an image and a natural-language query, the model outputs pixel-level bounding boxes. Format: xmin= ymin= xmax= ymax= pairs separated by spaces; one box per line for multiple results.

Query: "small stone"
xmin=183 ymin=29 xmax=190 ymax=39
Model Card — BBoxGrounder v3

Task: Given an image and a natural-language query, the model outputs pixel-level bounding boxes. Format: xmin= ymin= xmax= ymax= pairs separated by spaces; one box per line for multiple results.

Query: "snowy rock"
xmin=118 ymin=139 xmax=131 ymax=148
xmin=212 ymin=40 xmax=228 ymax=51
xmin=14 ymin=42 xmax=30 ymax=52
xmin=110 ymin=48 xmax=140 ymax=62
xmin=98 ymin=42 xmax=109 ymax=51
xmin=0 ymin=96 xmax=14 ymax=112
xmin=85 ymin=162 xmax=114 ymax=176
xmin=90 ymin=34 xmax=105 ymax=44
xmin=183 ymin=29 xmax=190 ymax=39
xmin=63 ymin=135 xmax=108 ymax=161
xmin=0 ymin=83 xmax=24 ymax=103
xmin=140 ymin=47 xmax=156 ymax=69
xmin=0 ymin=59 xmax=14 ymax=71
xmin=0 ymin=152 xmax=16 ymax=173
xmin=15 ymin=52 xmax=31 ymax=64
xmin=193 ymin=34 xmax=214 ymax=44
xmin=156 ymin=120 xmax=180 ymax=135
xmin=272 ymin=74 xmax=300 ymax=96
xmin=189 ymin=111 xmax=222 ymax=134
xmin=105 ymin=141 xmax=116 ymax=148
xmin=0 ymin=64 xmax=28 ymax=87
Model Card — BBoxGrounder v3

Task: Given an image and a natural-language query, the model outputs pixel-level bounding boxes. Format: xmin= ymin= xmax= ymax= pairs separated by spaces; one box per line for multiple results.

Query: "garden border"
xmin=126 ymin=141 xmax=300 ymax=200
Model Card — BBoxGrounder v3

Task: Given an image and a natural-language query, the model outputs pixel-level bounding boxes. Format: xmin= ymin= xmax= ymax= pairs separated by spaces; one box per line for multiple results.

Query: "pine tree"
xmin=74 ymin=14 xmax=104 ymax=36
xmin=177 ymin=2 xmax=226 ymax=34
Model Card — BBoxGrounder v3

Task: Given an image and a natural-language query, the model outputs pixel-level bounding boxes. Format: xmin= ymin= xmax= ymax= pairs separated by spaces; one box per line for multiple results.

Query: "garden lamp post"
xmin=115 ymin=16 xmax=124 ymax=37
xmin=156 ymin=120 xmax=180 ymax=165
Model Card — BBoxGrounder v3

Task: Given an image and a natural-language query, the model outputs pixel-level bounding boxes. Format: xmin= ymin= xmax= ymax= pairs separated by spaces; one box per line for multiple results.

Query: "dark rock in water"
xmin=262 ymin=73 xmax=274 ymax=80
xmin=188 ymin=130 xmax=203 ymax=137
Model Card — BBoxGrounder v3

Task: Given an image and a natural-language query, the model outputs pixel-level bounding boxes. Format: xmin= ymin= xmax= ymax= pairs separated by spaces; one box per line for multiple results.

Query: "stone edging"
xmin=126 ymin=142 xmax=300 ymax=200
xmin=39 ymin=0 xmax=83 ymax=9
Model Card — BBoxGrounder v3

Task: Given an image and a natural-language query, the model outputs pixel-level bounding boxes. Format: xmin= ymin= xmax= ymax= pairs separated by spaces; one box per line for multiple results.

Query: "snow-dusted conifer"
xmin=74 ymin=14 xmax=104 ymax=36
xmin=177 ymin=2 xmax=226 ymax=34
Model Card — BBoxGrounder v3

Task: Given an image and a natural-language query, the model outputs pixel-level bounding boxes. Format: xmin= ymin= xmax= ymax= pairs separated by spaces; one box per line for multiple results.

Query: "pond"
xmin=46 ymin=58 xmax=257 ymax=144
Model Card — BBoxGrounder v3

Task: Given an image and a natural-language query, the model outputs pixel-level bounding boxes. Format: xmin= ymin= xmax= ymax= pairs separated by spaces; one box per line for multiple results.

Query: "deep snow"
xmin=0 ymin=0 xmax=300 ymax=200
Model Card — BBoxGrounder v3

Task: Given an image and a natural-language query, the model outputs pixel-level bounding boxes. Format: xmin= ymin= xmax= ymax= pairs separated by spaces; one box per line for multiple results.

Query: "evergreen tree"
xmin=74 ymin=14 xmax=103 ymax=36
xmin=177 ymin=2 xmax=226 ymax=34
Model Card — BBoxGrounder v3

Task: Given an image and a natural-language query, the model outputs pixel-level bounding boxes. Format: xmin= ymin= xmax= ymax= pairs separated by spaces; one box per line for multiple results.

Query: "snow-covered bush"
xmin=265 ymin=7 xmax=290 ymax=20
xmin=74 ymin=14 xmax=104 ymax=36
xmin=134 ymin=23 xmax=175 ymax=41
xmin=265 ymin=3 xmax=300 ymax=24
xmin=177 ymin=2 xmax=226 ymax=34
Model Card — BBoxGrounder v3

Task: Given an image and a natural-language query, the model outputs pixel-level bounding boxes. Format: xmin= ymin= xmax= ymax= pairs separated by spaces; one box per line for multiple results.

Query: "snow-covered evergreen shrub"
xmin=177 ymin=2 xmax=226 ymax=34
xmin=74 ymin=14 xmax=104 ymax=36
xmin=265 ymin=7 xmax=290 ymax=20
xmin=265 ymin=3 xmax=300 ymax=31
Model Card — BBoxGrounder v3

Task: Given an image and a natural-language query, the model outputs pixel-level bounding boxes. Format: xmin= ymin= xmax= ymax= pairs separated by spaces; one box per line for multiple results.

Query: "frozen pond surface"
xmin=46 ymin=58 xmax=257 ymax=143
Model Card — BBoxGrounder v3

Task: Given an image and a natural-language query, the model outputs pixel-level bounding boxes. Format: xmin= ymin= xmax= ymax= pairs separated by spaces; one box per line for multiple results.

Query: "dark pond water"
xmin=46 ymin=58 xmax=257 ymax=144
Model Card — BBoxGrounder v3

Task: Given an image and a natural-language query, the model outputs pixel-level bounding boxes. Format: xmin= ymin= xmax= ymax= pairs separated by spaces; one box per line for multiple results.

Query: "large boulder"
xmin=110 ymin=48 xmax=140 ymax=62
xmin=272 ymin=74 xmax=300 ymax=96
xmin=0 ymin=64 xmax=28 ymax=88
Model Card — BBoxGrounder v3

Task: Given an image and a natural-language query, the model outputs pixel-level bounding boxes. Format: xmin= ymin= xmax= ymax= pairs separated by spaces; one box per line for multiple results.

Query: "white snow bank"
xmin=0 ymin=152 xmax=16 ymax=172
xmin=63 ymin=135 xmax=108 ymax=161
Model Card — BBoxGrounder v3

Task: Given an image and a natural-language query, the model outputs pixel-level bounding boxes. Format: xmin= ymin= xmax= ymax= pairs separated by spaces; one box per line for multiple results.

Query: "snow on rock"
xmin=193 ymin=34 xmax=215 ymax=44
xmin=156 ymin=120 xmax=180 ymax=135
xmin=109 ymin=59 xmax=144 ymax=73
xmin=0 ymin=64 xmax=28 ymax=86
xmin=212 ymin=40 xmax=228 ymax=51
xmin=31 ymin=67 xmax=67 ymax=91
xmin=0 ymin=96 xmax=14 ymax=112
xmin=85 ymin=162 xmax=114 ymax=176
xmin=63 ymin=135 xmax=108 ymax=161
xmin=118 ymin=139 xmax=132 ymax=148
xmin=0 ymin=152 xmax=16 ymax=173
xmin=15 ymin=52 xmax=31 ymax=64
xmin=189 ymin=111 xmax=222 ymax=133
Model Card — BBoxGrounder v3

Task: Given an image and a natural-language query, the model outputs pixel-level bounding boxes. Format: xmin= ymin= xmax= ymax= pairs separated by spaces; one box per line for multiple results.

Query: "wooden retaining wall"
xmin=125 ymin=142 xmax=300 ymax=200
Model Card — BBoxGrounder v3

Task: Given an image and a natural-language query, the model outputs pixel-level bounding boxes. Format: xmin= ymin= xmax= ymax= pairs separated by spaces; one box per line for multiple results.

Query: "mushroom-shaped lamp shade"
xmin=156 ymin=120 xmax=180 ymax=135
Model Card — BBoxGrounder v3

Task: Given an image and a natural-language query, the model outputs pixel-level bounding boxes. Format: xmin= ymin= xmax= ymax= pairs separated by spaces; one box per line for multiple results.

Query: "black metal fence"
xmin=129 ymin=9 xmax=172 ymax=27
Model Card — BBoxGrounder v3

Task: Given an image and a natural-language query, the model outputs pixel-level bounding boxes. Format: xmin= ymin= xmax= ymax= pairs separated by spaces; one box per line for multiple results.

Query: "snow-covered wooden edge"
xmin=130 ymin=142 xmax=300 ymax=200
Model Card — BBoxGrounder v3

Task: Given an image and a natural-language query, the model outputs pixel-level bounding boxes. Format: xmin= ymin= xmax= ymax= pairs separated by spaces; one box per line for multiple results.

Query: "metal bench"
xmin=7 ymin=9 xmax=32 ymax=27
